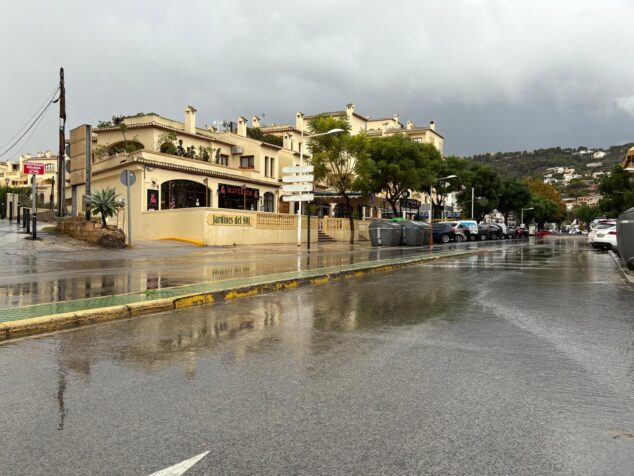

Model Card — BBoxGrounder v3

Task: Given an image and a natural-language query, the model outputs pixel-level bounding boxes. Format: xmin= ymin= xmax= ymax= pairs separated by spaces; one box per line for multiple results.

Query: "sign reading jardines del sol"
xmin=206 ymin=212 xmax=255 ymax=227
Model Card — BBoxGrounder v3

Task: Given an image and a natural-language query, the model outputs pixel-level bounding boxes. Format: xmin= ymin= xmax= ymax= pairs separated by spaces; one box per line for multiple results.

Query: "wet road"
xmin=0 ymin=219 xmax=502 ymax=309
xmin=1 ymin=238 xmax=633 ymax=474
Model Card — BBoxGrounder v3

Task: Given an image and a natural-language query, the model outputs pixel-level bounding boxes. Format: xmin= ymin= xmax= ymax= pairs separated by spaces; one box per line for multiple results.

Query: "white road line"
xmin=148 ymin=451 xmax=210 ymax=476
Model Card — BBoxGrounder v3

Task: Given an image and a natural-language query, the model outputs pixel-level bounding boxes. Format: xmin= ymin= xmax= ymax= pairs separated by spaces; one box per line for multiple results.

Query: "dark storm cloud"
xmin=2 ymin=0 xmax=634 ymax=157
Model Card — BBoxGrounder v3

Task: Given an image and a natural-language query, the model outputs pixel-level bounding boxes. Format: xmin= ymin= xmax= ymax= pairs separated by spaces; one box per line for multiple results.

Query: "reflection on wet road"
xmin=1 ymin=238 xmax=633 ymax=474
xmin=0 ymin=238 xmax=497 ymax=308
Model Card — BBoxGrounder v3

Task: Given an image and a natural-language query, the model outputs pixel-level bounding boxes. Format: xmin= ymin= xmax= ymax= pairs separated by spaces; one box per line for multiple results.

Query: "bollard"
xmin=17 ymin=206 xmax=20 ymax=225
xmin=9 ymin=202 xmax=13 ymax=222
xmin=26 ymin=210 xmax=30 ymax=234
xmin=22 ymin=208 xmax=27 ymax=229
xmin=32 ymin=214 xmax=37 ymax=240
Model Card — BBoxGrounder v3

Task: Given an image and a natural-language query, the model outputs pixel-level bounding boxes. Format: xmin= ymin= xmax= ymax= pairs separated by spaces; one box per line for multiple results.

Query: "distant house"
xmin=593 ymin=150 xmax=606 ymax=159
xmin=586 ymin=161 xmax=602 ymax=168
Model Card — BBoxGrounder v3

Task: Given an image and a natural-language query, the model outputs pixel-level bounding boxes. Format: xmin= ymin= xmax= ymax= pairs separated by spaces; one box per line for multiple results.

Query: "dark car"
xmin=477 ymin=224 xmax=504 ymax=240
xmin=432 ymin=222 xmax=458 ymax=243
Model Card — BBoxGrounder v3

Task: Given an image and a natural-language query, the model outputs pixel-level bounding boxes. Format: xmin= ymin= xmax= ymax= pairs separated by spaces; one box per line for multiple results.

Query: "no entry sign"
xmin=23 ymin=163 xmax=45 ymax=175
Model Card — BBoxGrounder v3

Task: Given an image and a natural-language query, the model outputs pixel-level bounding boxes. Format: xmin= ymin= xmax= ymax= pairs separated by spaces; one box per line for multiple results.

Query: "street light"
xmin=521 ymin=207 xmax=534 ymax=227
xmin=297 ymin=128 xmax=345 ymax=247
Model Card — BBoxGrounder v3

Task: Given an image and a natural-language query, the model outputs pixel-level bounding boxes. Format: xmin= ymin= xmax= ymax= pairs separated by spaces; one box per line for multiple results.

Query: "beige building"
xmin=261 ymin=103 xmax=445 ymax=219
xmin=1 ymin=151 xmax=59 ymax=205
xmin=622 ymin=146 xmax=634 ymax=172
xmin=65 ymin=106 xmax=318 ymax=245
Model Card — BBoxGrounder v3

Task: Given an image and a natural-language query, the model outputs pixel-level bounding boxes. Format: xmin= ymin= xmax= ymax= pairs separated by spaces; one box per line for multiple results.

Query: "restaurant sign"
xmin=206 ymin=212 xmax=255 ymax=227
xmin=218 ymin=183 xmax=259 ymax=199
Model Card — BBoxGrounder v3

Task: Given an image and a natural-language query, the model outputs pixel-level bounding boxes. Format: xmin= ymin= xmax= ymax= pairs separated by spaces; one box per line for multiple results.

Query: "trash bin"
xmin=400 ymin=220 xmax=431 ymax=246
xmin=369 ymin=220 xmax=402 ymax=247
xmin=617 ymin=207 xmax=634 ymax=270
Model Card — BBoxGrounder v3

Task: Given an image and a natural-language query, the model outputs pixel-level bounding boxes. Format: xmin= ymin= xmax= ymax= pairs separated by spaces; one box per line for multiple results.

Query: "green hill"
xmin=467 ymin=143 xmax=631 ymax=179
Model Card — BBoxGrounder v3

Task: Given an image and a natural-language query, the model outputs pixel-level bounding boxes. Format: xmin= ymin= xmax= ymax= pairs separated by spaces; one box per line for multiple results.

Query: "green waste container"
xmin=369 ymin=220 xmax=402 ymax=247
xmin=617 ymin=207 xmax=634 ymax=270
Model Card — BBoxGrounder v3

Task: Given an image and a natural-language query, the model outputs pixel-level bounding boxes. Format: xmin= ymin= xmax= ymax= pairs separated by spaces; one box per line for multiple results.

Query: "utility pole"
xmin=57 ymin=67 xmax=66 ymax=217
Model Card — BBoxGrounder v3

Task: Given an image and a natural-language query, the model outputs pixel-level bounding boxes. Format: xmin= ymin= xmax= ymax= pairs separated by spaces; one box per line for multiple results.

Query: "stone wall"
xmin=57 ymin=217 xmax=126 ymax=248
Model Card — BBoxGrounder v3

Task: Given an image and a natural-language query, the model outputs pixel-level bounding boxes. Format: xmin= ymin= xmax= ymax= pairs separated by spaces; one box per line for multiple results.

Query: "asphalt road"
xmin=1 ymin=237 xmax=633 ymax=474
xmin=0 ymin=218 xmax=507 ymax=309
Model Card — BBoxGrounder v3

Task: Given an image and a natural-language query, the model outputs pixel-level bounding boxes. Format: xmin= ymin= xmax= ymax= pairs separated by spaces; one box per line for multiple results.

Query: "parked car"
xmin=588 ymin=220 xmax=616 ymax=247
xmin=477 ymin=224 xmax=504 ymax=240
xmin=589 ymin=222 xmax=618 ymax=250
xmin=515 ymin=226 xmax=529 ymax=239
xmin=445 ymin=221 xmax=470 ymax=242
xmin=456 ymin=220 xmax=479 ymax=240
xmin=433 ymin=222 xmax=460 ymax=243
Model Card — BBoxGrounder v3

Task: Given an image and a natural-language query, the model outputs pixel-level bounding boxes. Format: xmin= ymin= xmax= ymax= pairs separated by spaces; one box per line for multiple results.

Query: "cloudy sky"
xmin=3 ymin=0 xmax=634 ymax=158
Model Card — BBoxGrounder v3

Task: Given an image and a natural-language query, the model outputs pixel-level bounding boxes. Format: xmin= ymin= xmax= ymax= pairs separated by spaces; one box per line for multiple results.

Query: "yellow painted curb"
xmin=127 ymin=298 xmax=175 ymax=316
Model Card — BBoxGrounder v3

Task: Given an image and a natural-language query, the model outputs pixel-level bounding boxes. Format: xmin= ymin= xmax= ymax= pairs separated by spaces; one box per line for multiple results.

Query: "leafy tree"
xmin=85 ymin=188 xmax=120 ymax=228
xmin=358 ymin=134 xmax=438 ymax=215
xmin=573 ymin=204 xmax=601 ymax=228
xmin=308 ymin=114 xmax=368 ymax=244
xmin=422 ymin=156 xmax=470 ymax=219
xmin=496 ymin=177 xmax=531 ymax=222
xmin=523 ymin=178 xmax=566 ymax=221
xmin=457 ymin=162 xmax=501 ymax=220
xmin=598 ymin=166 xmax=634 ymax=217
xmin=524 ymin=195 xmax=560 ymax=228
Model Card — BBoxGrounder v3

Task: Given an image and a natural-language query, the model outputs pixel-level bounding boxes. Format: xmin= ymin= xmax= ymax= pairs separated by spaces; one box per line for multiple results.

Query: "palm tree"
xmin=85 ymin=188 xmax=119 ymax=228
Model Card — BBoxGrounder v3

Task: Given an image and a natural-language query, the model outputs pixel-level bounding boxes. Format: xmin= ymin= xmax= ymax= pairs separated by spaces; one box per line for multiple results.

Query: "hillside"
xmin=467 ymin=143 xmax=632 ymax=179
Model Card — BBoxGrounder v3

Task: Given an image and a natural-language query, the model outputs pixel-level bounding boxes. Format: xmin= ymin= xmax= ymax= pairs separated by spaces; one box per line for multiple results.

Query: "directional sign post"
xmin=282 ymin=165 xmax=315 ymax=246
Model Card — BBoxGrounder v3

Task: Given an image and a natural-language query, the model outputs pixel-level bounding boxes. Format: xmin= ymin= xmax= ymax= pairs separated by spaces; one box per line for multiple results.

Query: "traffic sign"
xmin=282 ymin=174 xmax=314 ymax=183
xmin=282 ymin=193 xmax=314 ymax=202
xmin=281 ymin=183 xmax=314 ymax=193
xmin=282 ymin=165 xmax=314 ymax=174
xmin=23 ymin=163 xmax=45 ymax=175
xmin=119 ymin=170 xmax=136 ymax=186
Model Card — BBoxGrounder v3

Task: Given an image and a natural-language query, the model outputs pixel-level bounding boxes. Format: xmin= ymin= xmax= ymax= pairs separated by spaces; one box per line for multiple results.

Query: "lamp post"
xmin=429 ymin=175 xmax=457 ymax=245
xmin=4 ymin=177 xmax=10 ymax=221
xmin=521 ymin=207 xmax=534 ymax=227
xmin=297 ymin=127 xmax=344 ymax=247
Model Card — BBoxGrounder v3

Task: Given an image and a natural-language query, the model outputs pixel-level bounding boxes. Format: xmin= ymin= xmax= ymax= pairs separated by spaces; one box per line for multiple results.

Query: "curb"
xmin=0 ymin=248 xmax=493 ymax=342
xmin=609 ymin=251 xmax=634 ymax=285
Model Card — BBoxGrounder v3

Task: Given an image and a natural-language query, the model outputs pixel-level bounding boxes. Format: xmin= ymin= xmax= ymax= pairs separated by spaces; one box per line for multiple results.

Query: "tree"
xmin=523 ymin=178 xmax=566 ymax=221
xmin=496 ymin=177 xmax=531 ymax=222
xmin=573 ymin=204 xmax=601 ymax=229
xmin=308 ymin=114 xmax=368 ymax=244
xmin=598 ymin=166 xmax=634 ymax=217
xmin=457 ymin=162 xmax=501 ymax=221
xmin=524 ymin=195 xmax=560 ymax=229
xmin=422 ymin=156 xmax=470 ymax=219
xmin=359 ymin=134 xmax=438 ymax=215
xmin=85 ymin=188 xmax=120 ymax=228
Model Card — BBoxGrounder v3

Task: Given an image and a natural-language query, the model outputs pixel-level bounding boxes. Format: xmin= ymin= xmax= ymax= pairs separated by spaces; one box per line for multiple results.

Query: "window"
xmin=263 ymin=156 xmax=275 ymax=177
xmin=413 ymin=137 xmax=422 ymax=143
xmin=45 ymin=163 xmax=55 ymax=172
xmin=240 ymin=155 xmax=254 ymax=169
xmin=263 ymin=192 xmax=275 ymax=212
xmin=218 ymin=154 xmax=229 ymax=166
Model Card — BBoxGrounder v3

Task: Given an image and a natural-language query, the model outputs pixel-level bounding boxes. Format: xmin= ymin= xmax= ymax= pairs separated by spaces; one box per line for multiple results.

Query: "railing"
xmin=322 ymin=217 xmax=349 ymax=231
xmin=256 ymin=212 xmax=296 ymax=229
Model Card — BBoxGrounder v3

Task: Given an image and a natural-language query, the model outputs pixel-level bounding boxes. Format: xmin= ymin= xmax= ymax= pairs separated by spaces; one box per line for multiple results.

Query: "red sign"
xmin=23 ymin=163 xmax=45 ymax=175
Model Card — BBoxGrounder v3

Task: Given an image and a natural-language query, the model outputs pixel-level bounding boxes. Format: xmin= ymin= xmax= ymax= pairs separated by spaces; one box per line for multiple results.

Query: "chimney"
xmin=184 ymin=106 xmax=197 ymax=134
xmin=236 ymin=116 xmax=247 ymax=137
xmin=252 ymin=115 xmax=261 ymax=129
xmin=283 ymin=133 xmax=292 ymax=150
xmin=406 ymin=120 xmax=414 ymax=130
xmin=392 ymin=114 xmax=399 ymax=126
xmin=346 ymin=103 xmax=354 ymax=120
xmin=295 ymin=112 xmax=304 ymax=131
xmin=429 ymin=120 xmax=436 ymax=131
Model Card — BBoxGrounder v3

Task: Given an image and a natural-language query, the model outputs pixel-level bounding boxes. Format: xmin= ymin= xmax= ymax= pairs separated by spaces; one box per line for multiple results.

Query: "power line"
xmin=0 ymin=92 xmax=58 ymax=159
xmin=67 ymin=90 xmax=94 ymax=124
xmin=0 ymin=86 xmax=59 ymax=152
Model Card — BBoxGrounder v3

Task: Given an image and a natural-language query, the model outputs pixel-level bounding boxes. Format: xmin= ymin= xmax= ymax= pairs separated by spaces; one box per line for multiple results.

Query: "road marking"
xmin=148 ymin=451 xmax=210 ymax=476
